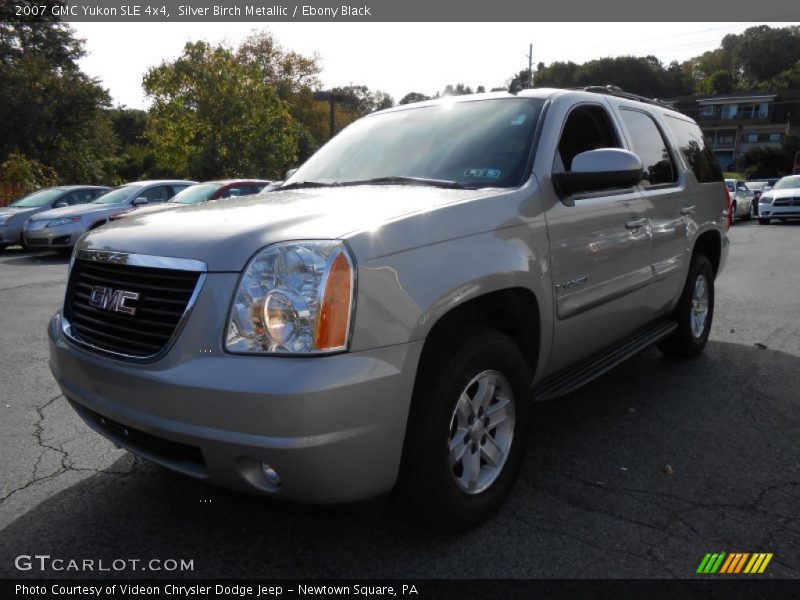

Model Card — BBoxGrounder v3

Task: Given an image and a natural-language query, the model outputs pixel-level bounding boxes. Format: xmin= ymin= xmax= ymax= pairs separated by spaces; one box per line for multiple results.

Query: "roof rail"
xmin=581 ymin=85 xmax=670 ymax=107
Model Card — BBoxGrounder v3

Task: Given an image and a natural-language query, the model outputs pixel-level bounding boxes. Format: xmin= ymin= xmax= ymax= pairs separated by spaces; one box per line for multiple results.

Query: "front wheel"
xmin=395 ymin=327 xmax=531 ymax=532
xmin=658 ymin=254 xmax=714 ymax=358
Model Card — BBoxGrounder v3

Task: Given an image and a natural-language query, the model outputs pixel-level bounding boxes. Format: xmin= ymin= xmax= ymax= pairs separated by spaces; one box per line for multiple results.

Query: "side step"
xmin=532 ymin=319 xmax=677 ymax=402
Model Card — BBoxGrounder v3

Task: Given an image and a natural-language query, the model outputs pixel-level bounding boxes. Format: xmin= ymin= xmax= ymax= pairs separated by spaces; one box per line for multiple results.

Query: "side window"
xmin=619 ymin=109 xmax=677 ymax=187
xmin=663 ymin=115 xmax=723 ymax=183
xmin=140 ymin=186 xmax=171 ymax=203
xmin=92 ymin=189 xmax=108 ymax=199
xmin=61 ymin=192 xmax=81 ymax=206
xmin=222 ymin=186 xmax=248 ymax=198
xmin=169 ymin=185 xmax=191 ymax=198
xmin=555 ymin=105 xmax=621 ymax=172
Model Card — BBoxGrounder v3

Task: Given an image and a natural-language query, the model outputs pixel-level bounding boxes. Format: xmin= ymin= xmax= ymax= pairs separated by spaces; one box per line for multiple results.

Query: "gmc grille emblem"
xmin=88 ymin=285 xmax=140 ymax=315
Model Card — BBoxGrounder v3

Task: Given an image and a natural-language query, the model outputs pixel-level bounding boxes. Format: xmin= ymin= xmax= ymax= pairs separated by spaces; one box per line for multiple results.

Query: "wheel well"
xmin=419 ymin=288 xmax=540 ymax=375
xmin=693 ymin=230 xmax=721 ymax=276
xmin=89 ymin=220 xmax=107 ymax=230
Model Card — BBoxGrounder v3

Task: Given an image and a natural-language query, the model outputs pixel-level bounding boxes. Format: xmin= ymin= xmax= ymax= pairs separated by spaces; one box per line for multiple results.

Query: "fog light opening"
xmin=261 ymin=463 xmax=281 ymax=487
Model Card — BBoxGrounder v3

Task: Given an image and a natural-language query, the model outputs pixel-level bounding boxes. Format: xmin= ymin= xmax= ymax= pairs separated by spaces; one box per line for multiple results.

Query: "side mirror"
xmin=53 ymin=200 xmax=68 ymax=208
xmin=132 ymin=197 xmax=149 ymax=206
xmin=285 ymin=168 xmax=298 ymax=179
xmin=553 ymin=148 xmax=643 ymax=197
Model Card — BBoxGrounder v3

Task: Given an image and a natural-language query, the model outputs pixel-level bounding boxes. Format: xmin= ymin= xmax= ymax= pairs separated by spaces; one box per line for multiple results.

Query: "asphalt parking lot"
xmin=1 ymin=221 xmax=799 ymax=580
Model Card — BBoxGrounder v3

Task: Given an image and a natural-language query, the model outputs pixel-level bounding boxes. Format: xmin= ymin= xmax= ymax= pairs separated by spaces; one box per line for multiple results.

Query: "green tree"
xmin=0 ymin=20 xmax=116 ymax=183
xmin=143 ymin=41 xmax=299 ymax=180
xmin=0 ymin=151 xmax=58 ymax=206
xmin=399 ymin=92 xmax=431 ymax=105
xmin=738 ymin=146 xmax=788 ymax=178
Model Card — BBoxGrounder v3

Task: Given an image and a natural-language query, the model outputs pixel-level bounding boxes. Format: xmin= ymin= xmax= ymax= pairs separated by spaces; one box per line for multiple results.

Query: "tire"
xmin=658 ymin=254 xmax=714 ymax=358
xmin=730 ymin=201 xmax=737 ymax=224
xmin=395 ymin=327 xmax=531 ymax=532
xmin=759 ymin=218 xmax=770 ymax=225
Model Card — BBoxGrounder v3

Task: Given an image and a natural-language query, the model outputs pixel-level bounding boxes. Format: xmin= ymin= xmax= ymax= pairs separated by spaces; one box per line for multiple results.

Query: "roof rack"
xmin=581 ymin=85 xmax=670 ymax=107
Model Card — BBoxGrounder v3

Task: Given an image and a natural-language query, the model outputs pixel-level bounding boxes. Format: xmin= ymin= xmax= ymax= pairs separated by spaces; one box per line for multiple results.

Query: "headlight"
xmin=0 ymin=215 xmax=11 ymax=226
xmin=47 ymin=216 xmax=81 ymax=228
xmin=226 ymin=240 xmax=355 ymax=354
xmin=759 ymin=195 xmax=773 ymax=205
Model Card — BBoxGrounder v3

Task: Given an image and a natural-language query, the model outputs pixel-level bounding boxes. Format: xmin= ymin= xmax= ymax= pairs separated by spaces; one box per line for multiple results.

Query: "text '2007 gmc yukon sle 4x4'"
xmin=48 ymin=87 xmax=729 ymax=531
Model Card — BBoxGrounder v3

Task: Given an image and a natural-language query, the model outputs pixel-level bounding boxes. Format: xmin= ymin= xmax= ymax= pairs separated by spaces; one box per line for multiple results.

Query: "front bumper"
xmin=758 ymin=202 xmax=800 ymax=219
xmin=23 ymin=221 xmax=87 ymax=248
xmin=48 ymin=304 xmax=422 ymax=503
xmin=0 ymin=223 xmax=22 ymax=245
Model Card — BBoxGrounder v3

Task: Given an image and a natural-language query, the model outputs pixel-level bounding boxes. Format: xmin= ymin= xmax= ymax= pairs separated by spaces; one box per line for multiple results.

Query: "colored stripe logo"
xmin=697 ymin=552 xmax=773 ymax=574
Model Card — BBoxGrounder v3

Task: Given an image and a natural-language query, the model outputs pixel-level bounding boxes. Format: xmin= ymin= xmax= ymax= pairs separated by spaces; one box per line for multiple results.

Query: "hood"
xmin=0 ymin=206 xmax=37 ymax=220
xmin=80 ymin=186 xmax=495 ymax=271
xmin=33 ymin=202 xmax=127 ymax=220
xmin=763 ymin=187 xmax=800 ymax=199
xmin=119 ymin=203 xmax=181 ymax=218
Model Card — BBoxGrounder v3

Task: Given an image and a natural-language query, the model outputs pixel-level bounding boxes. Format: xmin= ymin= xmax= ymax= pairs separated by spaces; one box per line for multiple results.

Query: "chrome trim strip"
xmin=62 ymin=251 xmax=208 ymax=363
xmin=75 ymin=249 xmax=207 ymax=273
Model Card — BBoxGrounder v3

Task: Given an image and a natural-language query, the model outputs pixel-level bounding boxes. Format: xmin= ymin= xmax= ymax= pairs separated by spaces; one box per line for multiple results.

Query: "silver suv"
xmin=48 ymin=88 xmax=729 ymax=531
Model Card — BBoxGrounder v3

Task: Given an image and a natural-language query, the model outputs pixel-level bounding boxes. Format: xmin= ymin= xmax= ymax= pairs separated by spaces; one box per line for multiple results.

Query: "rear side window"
xmin=620 ymin=109 xmax=676 ymax=187
xmin=664 ymin=115 xmax=723 ymax=183
xmin=63 ymin=189 xmax=97 ymax=205
xmin=140 ymin=186 xmax=171 ymax=203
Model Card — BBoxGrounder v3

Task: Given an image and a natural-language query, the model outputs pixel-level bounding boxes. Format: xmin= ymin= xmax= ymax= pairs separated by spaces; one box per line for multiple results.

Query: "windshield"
xmin=9 ymin=189 xmax=63 ymax=208
xmin=91 ymin=185 xmax=139 ymax=204
xmin=772 ymin=176 xmax=800 ymax=190
xmin=287 ymin=98 xmax=545 ymax=189
xmin=169 ymin=183 xmax=221 ymax=204
xmin=725 ymin=180 xmax=737 ymax=192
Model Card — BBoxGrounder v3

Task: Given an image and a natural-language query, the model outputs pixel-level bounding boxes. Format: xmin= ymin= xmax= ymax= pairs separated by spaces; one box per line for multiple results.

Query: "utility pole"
xmin=527 ymin=44 xmax=534 ymax=88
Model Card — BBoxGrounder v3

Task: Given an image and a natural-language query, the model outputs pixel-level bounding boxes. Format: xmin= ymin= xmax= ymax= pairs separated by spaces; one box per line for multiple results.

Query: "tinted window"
xmin=664 ymin=115 xmax=723 ymax=183
xmin=289 ymin=98 xmax=545 ymax=189
xmin=63 ymin=189 xmax=98 ymax=205
xmin=556 ymin=105 xmax=621 ymax=171
xmin=140 ymin=186 xmax=171 ymax=203
xmin=221 ymin=186 xmax=249 ymax=198
xmin=620 ymin=109 xmax=676 ymax=186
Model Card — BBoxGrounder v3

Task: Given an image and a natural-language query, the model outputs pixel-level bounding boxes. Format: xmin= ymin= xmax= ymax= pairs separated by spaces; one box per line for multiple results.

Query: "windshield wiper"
xmin=338 ymin=176 xmax=476 ymax=189
xmin=279 ymin=180 xmax=341 ymax=191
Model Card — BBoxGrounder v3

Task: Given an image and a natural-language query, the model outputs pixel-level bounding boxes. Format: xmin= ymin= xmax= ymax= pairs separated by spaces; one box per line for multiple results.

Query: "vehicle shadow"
xmin=1 ymin=340 xmax=798 ymax=579
xmin=0 ymin=246 xmax=70 ymax=265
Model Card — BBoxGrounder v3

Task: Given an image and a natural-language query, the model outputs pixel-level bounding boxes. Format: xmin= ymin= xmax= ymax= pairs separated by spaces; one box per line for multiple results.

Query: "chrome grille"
xmin=63 ymin=252 xmax=204 ymax=360
xmin=772 ymin=197 xmax=800 ymax=207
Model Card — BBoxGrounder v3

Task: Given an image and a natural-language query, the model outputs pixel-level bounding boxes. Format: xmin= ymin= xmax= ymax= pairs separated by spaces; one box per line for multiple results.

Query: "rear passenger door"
xmin=543 ymin=100 xmax=653 ymax=372
xmin=616 ymin=107 xmax=688 ymax=314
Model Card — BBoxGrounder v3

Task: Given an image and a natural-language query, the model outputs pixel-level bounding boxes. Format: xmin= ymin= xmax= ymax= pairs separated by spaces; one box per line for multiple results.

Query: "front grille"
xmin=64 ymin=258 xmax=201 ymax=359
xmin=773 ymin=197 xmax=800 ymax=207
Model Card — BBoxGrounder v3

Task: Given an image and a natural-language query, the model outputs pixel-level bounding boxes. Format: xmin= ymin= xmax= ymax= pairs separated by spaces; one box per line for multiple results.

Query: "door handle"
xmin=681 ymin=205 xmax=696 ymax=216
xmin=625 ymin=217 xmax=648 ymax=229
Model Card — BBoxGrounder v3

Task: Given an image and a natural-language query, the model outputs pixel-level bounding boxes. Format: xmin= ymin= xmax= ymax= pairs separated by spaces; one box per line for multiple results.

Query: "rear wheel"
xmin=658 ymin=254 xmax=714 ymax=358
xmin=759 ymin=218 xmax=770 ymax=225
xmin=396 ymin=327 xmax=531 ymax=532
xmin=730 ymin=201 xmax=737 ymax=223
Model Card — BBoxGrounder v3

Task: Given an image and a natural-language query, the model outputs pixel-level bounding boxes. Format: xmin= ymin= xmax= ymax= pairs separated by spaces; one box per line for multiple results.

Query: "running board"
xmin=532 ymin=319 xmax=677 ymax=402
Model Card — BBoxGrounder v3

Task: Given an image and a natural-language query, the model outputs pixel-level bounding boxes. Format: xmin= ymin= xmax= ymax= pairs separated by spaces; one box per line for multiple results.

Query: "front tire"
xmin=396 ymin=327 xmax=531 ymax=532
xmin=658 ymin=254 xmax=714 ymax=358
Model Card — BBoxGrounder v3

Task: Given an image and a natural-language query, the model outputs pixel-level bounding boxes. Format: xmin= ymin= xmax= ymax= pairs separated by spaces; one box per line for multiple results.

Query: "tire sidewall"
xmin=401 ymin=328 xmax=531 ymax=530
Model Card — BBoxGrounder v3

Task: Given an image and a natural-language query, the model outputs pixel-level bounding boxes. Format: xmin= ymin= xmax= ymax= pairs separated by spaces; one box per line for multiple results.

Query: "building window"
xmin=722 ymin=105 xmax=739 ymax=120
xmin=742 ymin=133 xmax=759 ymax=143
xmin=769 ymin=133 xmax=782 ymax=142
xmin=699 ymin=105 xmax=714 ymax=118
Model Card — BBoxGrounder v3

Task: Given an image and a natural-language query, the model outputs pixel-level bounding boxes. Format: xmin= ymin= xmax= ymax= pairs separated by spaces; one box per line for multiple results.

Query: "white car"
xmin=725 ymin=179 xmax=754 ymax=222
xmin=758 ymin=175 xmax=800 ymax=224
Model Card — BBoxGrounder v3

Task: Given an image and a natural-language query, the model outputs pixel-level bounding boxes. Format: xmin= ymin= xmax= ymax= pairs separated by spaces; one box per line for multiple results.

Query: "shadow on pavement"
xmin=1 ymin=340 xmax=798 ymax=579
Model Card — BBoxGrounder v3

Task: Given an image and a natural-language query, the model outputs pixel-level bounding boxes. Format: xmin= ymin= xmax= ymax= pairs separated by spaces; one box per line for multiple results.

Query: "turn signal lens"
xmin=314 ymin=251 xmax=353 ymax=350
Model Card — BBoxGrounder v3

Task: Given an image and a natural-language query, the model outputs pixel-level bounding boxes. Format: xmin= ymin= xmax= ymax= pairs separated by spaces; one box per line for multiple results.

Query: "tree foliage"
xmin=143 ymin=41 xmax=299 ymax=180
xmin=0 ymin=21 xmax=116 ymax=183
xmin=0 ymin=151 xmax=58 ymax=206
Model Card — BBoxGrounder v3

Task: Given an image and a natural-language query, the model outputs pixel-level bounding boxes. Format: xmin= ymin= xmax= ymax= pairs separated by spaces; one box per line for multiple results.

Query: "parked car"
xmin=48 ymin=88 xmax=728 ymax=531
xmin=746 ymin=178 xmax=781 ymax=216
xmin=0 ymin=186 xmax=109 ymax=250
xmin=725 ymin=178 xmax=754 ymax=221
xmin=23 ymin=180 xmax=196 ymax=251
xmin=757 ymin=175 xmax=800 ymax=224
xmin=109 ymin=179 xmax=271 ymax=221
